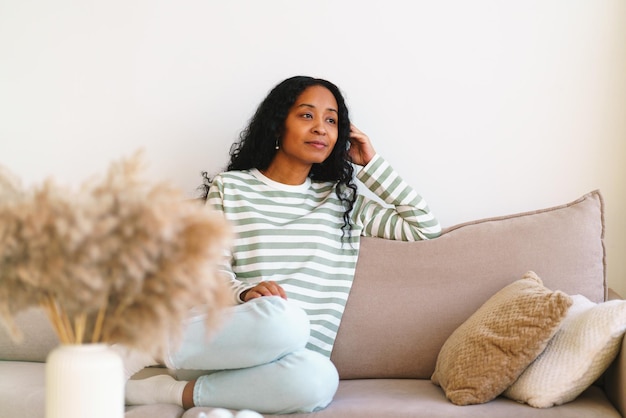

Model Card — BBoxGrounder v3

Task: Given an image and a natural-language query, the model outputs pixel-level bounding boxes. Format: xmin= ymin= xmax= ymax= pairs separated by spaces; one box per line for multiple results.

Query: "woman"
xmin=125 ymin=76 xmax=441 ymax=414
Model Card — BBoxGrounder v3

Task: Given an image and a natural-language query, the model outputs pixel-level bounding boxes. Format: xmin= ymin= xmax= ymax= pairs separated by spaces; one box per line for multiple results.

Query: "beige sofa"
xmin=1 ymin=190 xmax=624 ymax=418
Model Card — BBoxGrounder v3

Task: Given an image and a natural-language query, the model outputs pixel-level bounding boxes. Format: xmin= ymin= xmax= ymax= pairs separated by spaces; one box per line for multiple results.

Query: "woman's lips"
xmin=306 ymin=141 xmax=327 ymax=149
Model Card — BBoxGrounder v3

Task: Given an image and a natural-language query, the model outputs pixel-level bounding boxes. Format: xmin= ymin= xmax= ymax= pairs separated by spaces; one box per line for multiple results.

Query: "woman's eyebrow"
xmin=297 ymin=103 xmax=338 ymax=114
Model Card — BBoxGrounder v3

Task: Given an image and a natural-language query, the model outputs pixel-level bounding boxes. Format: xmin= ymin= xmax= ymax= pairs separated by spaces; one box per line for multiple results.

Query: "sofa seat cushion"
xmin=2 ymin=363 xmax=620 ymax=418
xmin=126 ymin=404 xmax=184 ymax=418
xmin=181 ymin=379 xmax=620 ymax=418
xmin=0 ymin=361 xmax=46 ymax=418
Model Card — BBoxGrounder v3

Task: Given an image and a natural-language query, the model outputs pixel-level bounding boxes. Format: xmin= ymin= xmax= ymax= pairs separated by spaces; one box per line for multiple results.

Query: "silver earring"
xmin=275 ymin=139 xmax=279 ymax=150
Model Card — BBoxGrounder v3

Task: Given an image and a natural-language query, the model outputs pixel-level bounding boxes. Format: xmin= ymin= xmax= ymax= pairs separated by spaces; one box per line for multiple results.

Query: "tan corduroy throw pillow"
xmin=431 ymin=271 xmax=573 ymax=405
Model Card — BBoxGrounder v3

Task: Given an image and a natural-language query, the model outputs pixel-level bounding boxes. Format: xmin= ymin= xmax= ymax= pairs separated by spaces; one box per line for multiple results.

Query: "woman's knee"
xmin=278 ymin=349 xmax=339 ymax=413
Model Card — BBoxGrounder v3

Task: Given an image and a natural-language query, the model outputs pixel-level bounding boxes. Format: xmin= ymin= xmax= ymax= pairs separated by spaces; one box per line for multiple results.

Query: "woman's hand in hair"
xmin=240 ymin=281 xmax=287 ymax=302
xmin=348 ymin=124 xmax=376 ymax=166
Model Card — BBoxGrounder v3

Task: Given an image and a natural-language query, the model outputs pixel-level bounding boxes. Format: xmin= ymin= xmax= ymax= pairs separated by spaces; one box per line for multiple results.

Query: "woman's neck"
xmin=261 ymin=157 xmax=311 ymax=185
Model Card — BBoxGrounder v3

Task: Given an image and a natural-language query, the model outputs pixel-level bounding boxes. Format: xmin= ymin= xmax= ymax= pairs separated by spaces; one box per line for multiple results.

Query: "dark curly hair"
xmin=201 ymin=75 xmax=358 ymax=238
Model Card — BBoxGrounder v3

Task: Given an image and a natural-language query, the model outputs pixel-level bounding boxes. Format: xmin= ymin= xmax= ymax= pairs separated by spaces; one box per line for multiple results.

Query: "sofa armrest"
xmin=608 ymin=288 xmax=623 ymax=301
xmin=605 ymin=334 xmax=626 ymax=416
xmin=605 ymin=288 xmax=626 ymax=416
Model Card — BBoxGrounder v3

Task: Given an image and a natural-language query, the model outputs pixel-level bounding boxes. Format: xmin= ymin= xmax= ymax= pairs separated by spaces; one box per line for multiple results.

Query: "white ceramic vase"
xmin=46 ymin=344 xmax=124 ymax=418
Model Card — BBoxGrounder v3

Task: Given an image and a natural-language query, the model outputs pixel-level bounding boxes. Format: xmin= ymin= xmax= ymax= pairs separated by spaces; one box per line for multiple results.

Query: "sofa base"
xmin=261 ymin=379 xmax=621 ymax=418
xmin=183 ymin=378 xmax=624 ymax=418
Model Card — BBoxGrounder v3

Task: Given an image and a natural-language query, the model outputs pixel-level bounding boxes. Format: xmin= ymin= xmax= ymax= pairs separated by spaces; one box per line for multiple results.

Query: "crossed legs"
xmin=126 ymin=297 xmax=339 ymax=414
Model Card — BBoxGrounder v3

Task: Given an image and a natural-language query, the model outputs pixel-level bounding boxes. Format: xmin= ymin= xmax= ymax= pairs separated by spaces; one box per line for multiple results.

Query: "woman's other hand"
xmin=241 ymin=281 xmax=287 ymax=302
xmin=348 ymin=124 xmax=377 ymax=166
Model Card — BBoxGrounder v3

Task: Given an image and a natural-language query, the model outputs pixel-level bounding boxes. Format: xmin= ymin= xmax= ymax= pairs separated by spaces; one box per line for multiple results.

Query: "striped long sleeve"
xmin=353 ymin=154 xmax=441 ymax=240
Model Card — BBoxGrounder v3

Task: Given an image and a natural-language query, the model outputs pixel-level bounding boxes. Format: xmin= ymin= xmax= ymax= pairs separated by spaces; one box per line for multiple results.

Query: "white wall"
xmin=1 ymin=1 xmax=625 ymax=294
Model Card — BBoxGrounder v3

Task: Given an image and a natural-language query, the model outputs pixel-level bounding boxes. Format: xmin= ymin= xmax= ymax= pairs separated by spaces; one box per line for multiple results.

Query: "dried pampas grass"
xmin=0 ymin=152 xmax=231 ymax=356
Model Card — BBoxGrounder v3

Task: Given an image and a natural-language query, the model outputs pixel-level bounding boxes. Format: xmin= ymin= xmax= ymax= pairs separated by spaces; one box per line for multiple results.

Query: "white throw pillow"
xmin=504 ymin=294 xmax=626 ymax=408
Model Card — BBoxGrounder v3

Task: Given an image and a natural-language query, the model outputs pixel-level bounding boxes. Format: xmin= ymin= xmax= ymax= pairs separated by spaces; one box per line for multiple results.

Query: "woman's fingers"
xmin=244 ymin=281 xmax=287 ymax=301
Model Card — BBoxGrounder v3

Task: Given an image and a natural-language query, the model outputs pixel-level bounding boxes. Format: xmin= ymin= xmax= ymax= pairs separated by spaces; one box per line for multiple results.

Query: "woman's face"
xmin=278 ymin=85 xmax=339 ymax=169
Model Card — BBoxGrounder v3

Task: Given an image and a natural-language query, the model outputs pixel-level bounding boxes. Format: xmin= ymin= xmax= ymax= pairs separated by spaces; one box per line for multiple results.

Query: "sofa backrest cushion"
xmin=331 ymin=190 xmax=606 ymax=380
xmin=0 ymin=308 xmax=58 ymax=362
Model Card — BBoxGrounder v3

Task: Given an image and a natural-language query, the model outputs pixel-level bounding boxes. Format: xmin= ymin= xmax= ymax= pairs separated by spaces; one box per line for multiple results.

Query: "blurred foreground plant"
xmin=0 ymin=152 xmax=230 ymax=356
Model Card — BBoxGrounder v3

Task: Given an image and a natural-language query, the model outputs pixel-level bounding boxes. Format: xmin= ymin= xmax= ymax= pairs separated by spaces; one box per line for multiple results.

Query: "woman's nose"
xmin=312 ymin=119 xmax=326 ymax=135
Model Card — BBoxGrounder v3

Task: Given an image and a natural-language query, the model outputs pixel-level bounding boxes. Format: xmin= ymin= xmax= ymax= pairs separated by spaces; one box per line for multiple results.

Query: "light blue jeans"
xmin=165 ymin=297 xmax=339 ymax=414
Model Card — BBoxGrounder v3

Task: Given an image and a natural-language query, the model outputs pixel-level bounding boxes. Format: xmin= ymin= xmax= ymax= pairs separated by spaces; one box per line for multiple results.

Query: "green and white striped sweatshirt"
xmin=206 ymin=154 xmax=441 ymax=357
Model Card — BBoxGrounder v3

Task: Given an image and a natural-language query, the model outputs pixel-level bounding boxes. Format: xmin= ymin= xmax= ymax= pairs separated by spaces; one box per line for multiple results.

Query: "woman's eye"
xmin=327 ymin=118 xmax=336 ymax=124
xmin=302 ymin=113 xmax=313 ymax=119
